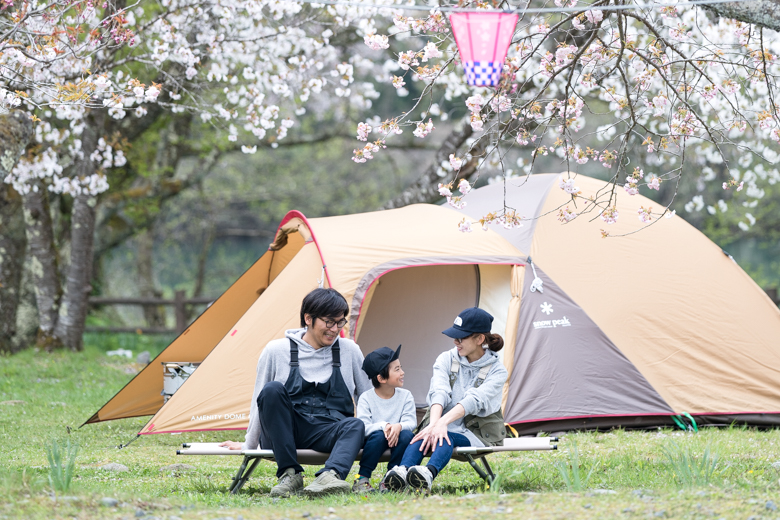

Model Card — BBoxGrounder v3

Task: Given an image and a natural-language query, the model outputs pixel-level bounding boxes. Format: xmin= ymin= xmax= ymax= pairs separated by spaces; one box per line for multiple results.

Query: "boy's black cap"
xmin=442 ymin=307 xmax=494 ymax=339
xmin=362 ymin=345 xmax=402 ymax=379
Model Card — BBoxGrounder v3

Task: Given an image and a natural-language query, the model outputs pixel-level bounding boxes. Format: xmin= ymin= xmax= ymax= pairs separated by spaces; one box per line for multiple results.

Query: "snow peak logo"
xmin=533 ymin=316 xmax=572 ymax=330
xmin=191 ymin=413 xmax=246 ymax=421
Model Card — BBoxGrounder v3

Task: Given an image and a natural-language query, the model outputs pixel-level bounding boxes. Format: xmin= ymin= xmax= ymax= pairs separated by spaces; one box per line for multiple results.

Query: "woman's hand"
xmin=412 ymin=420 xmax=451 ymax=453
xmin=219 ymin=441 xmax=243 ymax=451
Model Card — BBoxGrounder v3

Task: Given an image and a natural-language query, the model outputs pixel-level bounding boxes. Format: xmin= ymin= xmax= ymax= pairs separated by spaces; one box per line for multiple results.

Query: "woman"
xmin=382 ymin=307 xmax=508 ymax=492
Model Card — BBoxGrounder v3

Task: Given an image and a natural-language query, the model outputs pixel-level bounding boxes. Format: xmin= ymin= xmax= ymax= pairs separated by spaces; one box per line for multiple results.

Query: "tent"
xmin=86 ymin=173 xmax=780 ymax=436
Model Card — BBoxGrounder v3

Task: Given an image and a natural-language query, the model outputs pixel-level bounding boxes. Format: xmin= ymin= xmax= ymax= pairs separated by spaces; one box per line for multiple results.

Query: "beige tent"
xmin=86 ymin=173 xmax=780 ymax=435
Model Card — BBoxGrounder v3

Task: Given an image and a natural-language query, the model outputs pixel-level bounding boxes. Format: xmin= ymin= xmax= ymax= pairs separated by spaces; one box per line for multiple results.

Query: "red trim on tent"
xmin=353 ymin=261 xmax=524 ymax=341
xmin=141 ymin=427 xmax=245 ymax=435
xmin=509 ymin=411 xmax=780 ymax=425
xmin=276 ymin=210 xmax=335 ymax=316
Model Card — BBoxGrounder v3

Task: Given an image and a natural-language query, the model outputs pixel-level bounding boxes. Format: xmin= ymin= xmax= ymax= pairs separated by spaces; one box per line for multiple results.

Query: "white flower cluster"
xmin=5 ymin=148 xmax=108 ymax=197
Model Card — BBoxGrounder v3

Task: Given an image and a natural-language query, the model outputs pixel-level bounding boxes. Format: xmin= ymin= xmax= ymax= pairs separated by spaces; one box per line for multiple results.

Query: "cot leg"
xmin=464 ymin=454 xmax=494 ymax=485
xmin=230 ymin=456 xmax=261 ymax=494
xmin=481 ymin=457 xmax=496 ymax=483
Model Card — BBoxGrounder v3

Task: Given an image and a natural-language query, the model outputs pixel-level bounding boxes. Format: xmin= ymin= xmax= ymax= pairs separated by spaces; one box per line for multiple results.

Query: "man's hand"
xmin=384 ymin=423 xmax=402 ymax=447
xmin=219 ymin=441 xmax=243 ymax=451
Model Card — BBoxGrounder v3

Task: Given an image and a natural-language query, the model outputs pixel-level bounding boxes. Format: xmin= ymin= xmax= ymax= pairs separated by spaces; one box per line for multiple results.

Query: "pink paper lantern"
xmin=449 ymin=12 xmax=518 ymax=87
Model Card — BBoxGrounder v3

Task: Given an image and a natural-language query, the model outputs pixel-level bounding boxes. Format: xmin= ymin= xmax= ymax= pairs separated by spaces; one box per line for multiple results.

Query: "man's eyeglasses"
xmin=319 ymin=317 xmax=348 ymax=329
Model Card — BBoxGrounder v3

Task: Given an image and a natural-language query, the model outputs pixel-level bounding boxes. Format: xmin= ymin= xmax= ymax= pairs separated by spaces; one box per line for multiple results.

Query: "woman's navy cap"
xmin=362 ymin=345 xmax=402 ymax=379
xmin=442 ymin=307 xmax=494 ymax=339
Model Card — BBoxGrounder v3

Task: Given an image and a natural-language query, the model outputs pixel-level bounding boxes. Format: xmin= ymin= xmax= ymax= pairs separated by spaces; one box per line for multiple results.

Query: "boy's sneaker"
xmin=303 ymin=469 xmax=351 ymax=497
xmin=351 ymin=476 xmax=376 ymax=493
xmin=269 ymin=467 xmax=303 ymax=497
xmin=406 ymin=465 xmax=434 ymax=492
xmin=381 ymin=466 xmax=408 ymax=492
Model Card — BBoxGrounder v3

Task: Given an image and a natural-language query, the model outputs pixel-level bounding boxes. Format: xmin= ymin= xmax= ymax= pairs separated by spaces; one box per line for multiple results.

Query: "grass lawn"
xmin=2 ymin=334 xmax=780 ymax=519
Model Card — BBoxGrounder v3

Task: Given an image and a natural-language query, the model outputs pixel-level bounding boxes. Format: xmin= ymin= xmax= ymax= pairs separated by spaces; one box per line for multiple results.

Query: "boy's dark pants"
xmin=258 ymin=381 xmax=365 ymax=479
xmin=358 ymin=429 xmax=415 ymax=478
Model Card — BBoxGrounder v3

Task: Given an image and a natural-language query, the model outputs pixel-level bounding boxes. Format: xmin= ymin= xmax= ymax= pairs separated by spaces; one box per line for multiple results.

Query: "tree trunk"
xmin=22 ymin=183 xmax=62 ymax=348
xmin=0 ymin=111 xmax=33 ymax=352
xmin=53 ymin=113 xmax=103 ymax=351
xmin=701 ymin=0 xmax=780 ymax=32
xmin=0 ymin=187 xmax=27 ymax=352
xmin=137 ymin=228 xmax=166 ymax=328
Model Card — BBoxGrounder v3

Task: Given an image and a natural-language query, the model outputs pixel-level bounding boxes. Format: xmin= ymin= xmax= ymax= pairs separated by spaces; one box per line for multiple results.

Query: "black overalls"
xmin=257 ymin=339 xmax=365 ymax=479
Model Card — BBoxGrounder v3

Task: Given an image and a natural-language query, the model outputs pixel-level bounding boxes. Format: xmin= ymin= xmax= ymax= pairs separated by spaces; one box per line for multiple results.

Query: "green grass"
xmin=3 ymin=342 xmax=780 ymax=519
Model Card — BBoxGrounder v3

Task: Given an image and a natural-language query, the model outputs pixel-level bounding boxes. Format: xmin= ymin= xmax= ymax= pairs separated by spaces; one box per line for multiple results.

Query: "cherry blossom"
xmin=449 ymin=154 xmax=463 ymax=171
xmin=601 ymin=206 xmax=619 ymax=225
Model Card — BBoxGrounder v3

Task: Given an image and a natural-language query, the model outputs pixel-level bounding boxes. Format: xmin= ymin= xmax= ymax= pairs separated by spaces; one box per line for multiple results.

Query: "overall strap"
xmin=331 ymin=339 xmax=341 ymax=368
xmin=474 ymin=365 xmax=491 ymax=388
xmin=449 ymin=355 xmax=460 ymax=388
xmin=289 ymin=338 xmax=299 ymax=367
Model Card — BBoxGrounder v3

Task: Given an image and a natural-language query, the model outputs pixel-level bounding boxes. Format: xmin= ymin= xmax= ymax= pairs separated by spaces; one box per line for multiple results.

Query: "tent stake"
xmin=117 ymin=434 xmax=141 ymax=449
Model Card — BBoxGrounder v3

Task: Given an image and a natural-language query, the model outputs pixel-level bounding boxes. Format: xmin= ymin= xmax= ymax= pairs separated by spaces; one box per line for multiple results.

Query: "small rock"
xmin=622 ymin=508 xmax=633 ymax=514
xmin=169 ymin=517 xmax=183 ymax=520
xmin=524 ymin=497 xmax=534 ymax=504
xmin=137 ymin=351 xmax=151 ymax=365
xmin=100 ymin=497 xmax=119 ymax=507
xmin=135 ymin=508 xmax=146 ymax=518
xmin=302 ymin=513 xmax=311 ymax=518
xmin=272 ymin=497 xmax=280 ymax=504
xmin=771 ymin=461 xmax=780 ymax=469
xmin=695 ymin=490 xmax=707 ymax=496
xmin=101 ymin=463 xmax=129 ymax=472
xmin=493 ymin=507 xmax=506 ymax=513
xmin=654 ymin=511 xmax=667 ymax=518
xmin=766 ymin=501 xmax=777 ymax=511
xmin=410 ymin=516 xmax=422 ymax=520
xmin=49 ymin=401 xmax=67 ymax=407
xmin=0 ymin=400 xmax=26 ymax=405
xmin=462 ymin=493 xmax=481 ymax=499
xmin=583 ymin=504 xmax=592 ymax=509
xmin=146 ymin=517 xmax=161 ymax=520
xmin=160 ymin=464 xmax=195 ymax=473
xmin=327 ymin=508 xmax=336 ymax=514
xmin=592 ymin=489 xmax=616 ymax=495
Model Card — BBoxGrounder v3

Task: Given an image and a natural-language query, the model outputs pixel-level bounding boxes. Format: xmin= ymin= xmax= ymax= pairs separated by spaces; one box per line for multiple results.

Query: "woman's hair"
xmin=370 ymin=365 xmax=391 ymax=389
xmin=479 ymin=332 xmax=504 ymax=352
xmin=299 ymin=288 xmax=349 ymax=327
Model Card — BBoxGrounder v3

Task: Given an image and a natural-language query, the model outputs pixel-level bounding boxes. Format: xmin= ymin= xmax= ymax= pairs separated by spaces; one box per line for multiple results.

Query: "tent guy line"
xmin=290 ymin=0 xmax=757 ymax=15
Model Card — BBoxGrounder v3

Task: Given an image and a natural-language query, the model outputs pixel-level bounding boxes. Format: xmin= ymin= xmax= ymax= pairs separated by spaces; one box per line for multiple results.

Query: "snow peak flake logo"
xmin=540 ymin=302 xmax=554 ymax=315
xmin=533 ymin=316 xmax=572 ymax=330
xmin=454 ymin=316 xmax=463 ymax=326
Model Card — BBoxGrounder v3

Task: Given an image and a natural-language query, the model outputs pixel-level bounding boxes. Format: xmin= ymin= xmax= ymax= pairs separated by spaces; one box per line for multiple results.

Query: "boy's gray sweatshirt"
xmin=243 ymin=328 xmax=373 ymax=450
xmin=427 ymin=347 xmax=508 ymax=447
xmin=356 ymin=388 xmax=417 ymax=435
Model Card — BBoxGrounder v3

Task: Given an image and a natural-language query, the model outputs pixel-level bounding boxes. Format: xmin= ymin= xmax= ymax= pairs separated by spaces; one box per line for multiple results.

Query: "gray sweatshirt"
xmin=356 ymin=388 xmax=417 ymax=435
xmin=243 ymin=328 xmax=373 ymax=450
xmin=427 ymin=347 xmax=508 ymax=447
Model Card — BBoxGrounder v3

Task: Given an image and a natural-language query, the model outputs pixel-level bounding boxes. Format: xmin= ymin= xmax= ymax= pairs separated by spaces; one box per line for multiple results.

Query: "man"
xmin=220 ymin=288 xmax=372 ymax=497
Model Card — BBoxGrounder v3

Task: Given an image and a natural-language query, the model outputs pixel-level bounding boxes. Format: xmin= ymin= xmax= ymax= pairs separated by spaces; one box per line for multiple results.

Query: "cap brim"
xmin=442 ymin=327 xmax=472 ymax=339
xmin=392 ymin=344 xmax=402 ymax=361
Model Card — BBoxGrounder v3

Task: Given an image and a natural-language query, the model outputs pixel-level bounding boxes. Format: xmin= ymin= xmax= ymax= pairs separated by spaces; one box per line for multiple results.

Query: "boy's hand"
xmin=385 ymin=423 xmax=402 ymax=447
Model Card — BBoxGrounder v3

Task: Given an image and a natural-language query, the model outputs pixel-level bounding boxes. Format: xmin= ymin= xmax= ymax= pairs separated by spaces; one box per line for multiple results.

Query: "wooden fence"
xmin=86 ymin=290 xmax=215 ymax=335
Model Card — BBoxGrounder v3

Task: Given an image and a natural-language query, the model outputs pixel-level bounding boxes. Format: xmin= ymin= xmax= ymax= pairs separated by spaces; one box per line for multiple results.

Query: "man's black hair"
xmin=300 ymin=288 xmax=349 ymax=328
xmin=371 ymin=364 xmax=391 ymax=389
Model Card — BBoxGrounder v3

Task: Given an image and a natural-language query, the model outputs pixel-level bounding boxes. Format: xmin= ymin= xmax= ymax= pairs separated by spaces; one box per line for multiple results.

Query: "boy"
xmin=354 ymin=345 xmax=416 ymax=492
